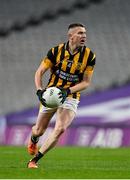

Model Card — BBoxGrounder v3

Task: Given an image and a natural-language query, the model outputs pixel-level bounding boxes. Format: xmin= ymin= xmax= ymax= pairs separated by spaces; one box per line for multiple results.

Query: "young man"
xmin=27 ymin=23 xmax=96 ymax=168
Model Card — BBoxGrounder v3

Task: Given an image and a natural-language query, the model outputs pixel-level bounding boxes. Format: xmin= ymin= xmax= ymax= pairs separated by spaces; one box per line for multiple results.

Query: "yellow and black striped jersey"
xmin=41 ymin=42 xmax=96 ymax=100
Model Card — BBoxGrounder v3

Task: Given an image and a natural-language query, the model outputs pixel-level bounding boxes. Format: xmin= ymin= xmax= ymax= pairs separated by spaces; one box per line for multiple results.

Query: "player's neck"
xmin=68 ymin=42 xmax=79 ymax=55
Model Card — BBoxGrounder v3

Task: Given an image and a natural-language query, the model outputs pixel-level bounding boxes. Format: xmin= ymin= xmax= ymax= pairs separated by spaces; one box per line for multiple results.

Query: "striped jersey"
xmin=41 ymin=42 xmax=96 ymax=100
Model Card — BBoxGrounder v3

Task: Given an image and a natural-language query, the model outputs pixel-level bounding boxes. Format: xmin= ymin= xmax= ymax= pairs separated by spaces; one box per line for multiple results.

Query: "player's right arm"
xmin=35 ymin=58 xmax=52 ymax=90
xmin=35 ymin=57 xmax=53 ymax=106
xmin=35 ymin=48 xmax=55 ymax=105
xmin=35 ymin=48 xmax=55 ymax=90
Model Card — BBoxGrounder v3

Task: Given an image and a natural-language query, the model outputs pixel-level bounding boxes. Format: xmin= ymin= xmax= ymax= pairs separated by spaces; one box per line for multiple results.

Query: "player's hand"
xmin=58 ymin=87 xmax=71 ymax=104
xmin=36 ymin=89 xmax=47 ymax=107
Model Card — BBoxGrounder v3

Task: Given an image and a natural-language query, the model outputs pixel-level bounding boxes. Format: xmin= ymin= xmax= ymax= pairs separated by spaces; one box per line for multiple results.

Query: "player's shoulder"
xmin=47 ymin=43 xmax=64 ymax=57
xmin=51 ymin=43 xmax=64 ymax=51
xmin=85 ymin=46 xmax=96 ymax=57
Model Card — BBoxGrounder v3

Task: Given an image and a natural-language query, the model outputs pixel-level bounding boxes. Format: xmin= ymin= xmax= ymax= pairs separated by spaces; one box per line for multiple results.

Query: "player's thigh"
xmin=55 ymin=108 xmax=76 ymax=130
xmin=33 ymin=111 xmax=55 ymax=132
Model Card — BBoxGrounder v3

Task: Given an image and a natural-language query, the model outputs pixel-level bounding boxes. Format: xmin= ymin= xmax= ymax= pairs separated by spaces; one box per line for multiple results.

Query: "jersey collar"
xmin=65 ymin=41 xmax=84 ymax=56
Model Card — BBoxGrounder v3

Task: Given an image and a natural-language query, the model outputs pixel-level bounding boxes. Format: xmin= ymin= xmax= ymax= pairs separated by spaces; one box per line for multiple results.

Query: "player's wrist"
xmin=36 ymin=89 xmax=45 ymax=99
xmin=36 ymin=89 xmax=42 ymax=96
xmin=66 ymin=88 xmax=71 ymax=95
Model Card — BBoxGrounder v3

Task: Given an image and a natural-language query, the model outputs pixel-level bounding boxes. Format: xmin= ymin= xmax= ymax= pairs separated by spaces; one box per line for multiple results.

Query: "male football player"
xmin=27 ymin=23 xmax=96 ymax=168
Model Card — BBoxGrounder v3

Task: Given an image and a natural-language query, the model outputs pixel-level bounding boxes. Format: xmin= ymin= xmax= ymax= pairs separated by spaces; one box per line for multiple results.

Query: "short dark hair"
xmin=68 ymin=23 xmax=85 ymax=30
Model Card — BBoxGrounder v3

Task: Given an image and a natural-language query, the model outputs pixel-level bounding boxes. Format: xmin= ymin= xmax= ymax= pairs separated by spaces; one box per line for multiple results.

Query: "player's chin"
xmin=79 ymin=41 xmax=86 ymax=46
xmin=79 ymin=42 xmax=85 ymax=46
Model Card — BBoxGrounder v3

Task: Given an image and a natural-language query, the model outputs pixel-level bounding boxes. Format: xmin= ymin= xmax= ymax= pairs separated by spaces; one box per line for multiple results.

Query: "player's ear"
xmin=67 ymin=30 xmax=73 ymax=40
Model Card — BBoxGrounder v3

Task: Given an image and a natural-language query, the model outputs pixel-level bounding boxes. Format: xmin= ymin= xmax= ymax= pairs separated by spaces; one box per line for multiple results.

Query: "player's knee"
xmin=32 ymin=126 xmax=44 ymax=136
xmin=54 ymin=126 xmax=66 ymax=137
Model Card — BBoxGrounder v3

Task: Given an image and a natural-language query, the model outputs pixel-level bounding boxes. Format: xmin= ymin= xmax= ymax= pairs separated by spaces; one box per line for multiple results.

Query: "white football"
xmin=42 ymin=87 xmax=63 ymax=108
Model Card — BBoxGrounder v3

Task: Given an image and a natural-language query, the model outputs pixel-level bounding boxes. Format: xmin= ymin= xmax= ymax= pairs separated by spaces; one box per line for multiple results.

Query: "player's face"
xmin=69 ymin=27 xmax=87 ymax=47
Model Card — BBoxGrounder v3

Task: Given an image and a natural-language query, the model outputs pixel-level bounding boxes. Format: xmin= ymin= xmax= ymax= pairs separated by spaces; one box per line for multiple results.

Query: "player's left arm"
xmin=70 ymin=70 xmax=94 ymax=93
xmin=59 ymin=69 xmax=94 ymax=102
xmin=70 ymin=52 xmax=96 ymax=93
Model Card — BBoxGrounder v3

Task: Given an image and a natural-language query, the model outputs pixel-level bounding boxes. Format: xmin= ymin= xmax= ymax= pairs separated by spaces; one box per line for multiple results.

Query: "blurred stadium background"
xmin=0 ymin=0 xmax=130 ymax=148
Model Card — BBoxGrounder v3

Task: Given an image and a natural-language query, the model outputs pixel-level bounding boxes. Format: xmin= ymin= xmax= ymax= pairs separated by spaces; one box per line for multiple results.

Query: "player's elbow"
xmin=83 ymin=81 xmax=91 ymax=90
xmin=35 ymin=65 xmax=47 ymax=79
xmin=35 ymin=69 xmax=43 ymax=80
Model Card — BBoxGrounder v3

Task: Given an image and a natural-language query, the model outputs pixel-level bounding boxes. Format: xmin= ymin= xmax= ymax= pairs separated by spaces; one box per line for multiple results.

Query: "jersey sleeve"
xmin=47 ymin=48 xmax=55 ymax=62
xmin=40 ymin=57 xmax=53 ymax=69
xmin=40 ymin=48 xmax=55 ymax=69
xmin=84 ymin=50 xmax=96 ymax=75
